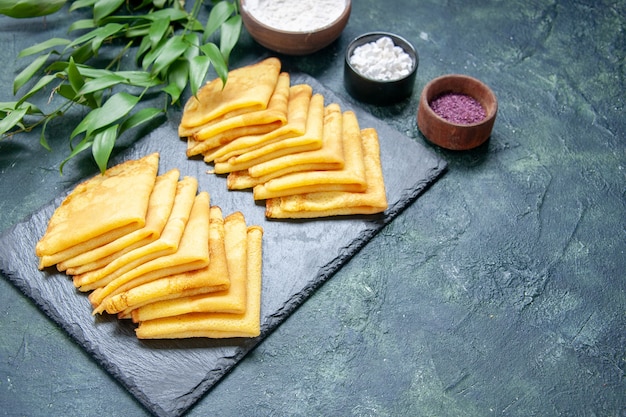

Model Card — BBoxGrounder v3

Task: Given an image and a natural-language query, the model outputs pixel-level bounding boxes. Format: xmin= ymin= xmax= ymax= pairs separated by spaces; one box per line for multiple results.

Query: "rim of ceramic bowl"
xmin=240 ymin=0 xmax=352 ymax=35
xmin=345 ymin=31 xmax=418 ymax=84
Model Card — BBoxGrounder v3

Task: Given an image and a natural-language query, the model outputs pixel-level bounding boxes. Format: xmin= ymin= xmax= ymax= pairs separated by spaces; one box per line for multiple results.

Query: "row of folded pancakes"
xmin=35 ymin=153 xmax=263 ymax=339
xmin=179 ymin=57 xmax=388 ymax=218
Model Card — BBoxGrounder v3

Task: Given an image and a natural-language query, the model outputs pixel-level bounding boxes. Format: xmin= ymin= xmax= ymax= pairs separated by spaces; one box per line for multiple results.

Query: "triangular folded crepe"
xmin=91 ymin=191 xmax=212 ymax=313
xmin=231 ymin=103 xmax=345 ymax=183
xmin=216 ymin=93 xmax=326 ymax=177
xmin=36 ymin=153 xmax=160 ymax=269
xmin=201 ymin=84 xmax=313 ymax=163
xmin=265 ymin=128 xmax=388 ymax=218
xmin=178 ymin=57 xmax=281 ymax=136
xmin=185 ymin=71 xmax=290 ymax=152
xmin=131 ymin=211 xmax=251 ymax=322
xmin=135 ymin=223 xmax=263 ymax=339
xmin=103 ymin=206 xmax=230 ymax=315
xmin=71 ymin=176 xmax=198 ymax=291
xmin=56 ymin=168 xmax=180 ymax=273
xmin=252 ymin=110 xmax=367 ymax=200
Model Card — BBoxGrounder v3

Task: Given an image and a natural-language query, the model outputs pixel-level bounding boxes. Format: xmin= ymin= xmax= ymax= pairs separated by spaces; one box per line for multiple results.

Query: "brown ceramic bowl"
xmin=240 ymin=0 xmax=351 ymax=56
xmin=417 ymin=74 xmax=497 ymax=150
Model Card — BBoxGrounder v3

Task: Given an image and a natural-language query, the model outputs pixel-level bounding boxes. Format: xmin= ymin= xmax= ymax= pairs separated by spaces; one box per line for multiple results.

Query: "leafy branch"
xmin=0 ymin=0 xmax=242 ymax=173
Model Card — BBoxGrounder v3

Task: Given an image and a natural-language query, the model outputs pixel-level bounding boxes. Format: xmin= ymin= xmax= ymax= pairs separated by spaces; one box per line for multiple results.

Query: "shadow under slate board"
xmin=0 ymin=73 xmax=447 ymax=417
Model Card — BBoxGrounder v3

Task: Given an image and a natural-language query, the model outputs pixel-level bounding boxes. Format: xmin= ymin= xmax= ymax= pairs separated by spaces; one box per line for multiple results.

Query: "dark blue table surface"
xmin=1 ymin=1 xmax=624 ymax=416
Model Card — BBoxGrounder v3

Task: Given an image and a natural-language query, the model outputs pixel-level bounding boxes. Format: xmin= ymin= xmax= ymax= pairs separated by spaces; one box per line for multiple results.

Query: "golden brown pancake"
xmin=36 ymin=153 xmax=160 ymax=269
xmin=135 ymin=223 xmax=263 ymax=339
xmin=103 ymin=206 xmax=230 ymax=315
xmin=131 ymin=211 xmax=251 ymax=322
xmin=252 ymin=110 xmax=367 ymax=200
xmin=265 ymin=128 xmax=388 ymax=218
xmin=215 ymin=93 xmax=326 ymax=176
xmin=56 ymin=168 xmax=180 ymax=273
xmin=202 ymin=84 xmax=313 ymax=163
xmin=186 ymin=71 xmax=290 ymax=152
xmin=242 ymin=103 xmax=345 ymax=182
xmin=71 ymin=176 xmax=198 ymax=291
xmin=91 ymin=191 xmax=212 ymax=313
xmin=179 ymin=57 xmax=281 ymax=135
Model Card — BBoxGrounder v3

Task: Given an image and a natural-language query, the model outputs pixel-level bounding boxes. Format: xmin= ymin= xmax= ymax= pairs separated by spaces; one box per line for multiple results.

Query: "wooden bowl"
xmin=240 ymin=0 xmax=352 ymax=56
xmin=417 ymin=74 xmax=498 ymax=150
xmin=344 ymin=32 xmax=418 ymax=105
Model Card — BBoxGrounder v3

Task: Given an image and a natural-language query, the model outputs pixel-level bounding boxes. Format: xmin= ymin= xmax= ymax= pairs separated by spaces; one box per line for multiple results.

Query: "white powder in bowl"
xmin=349 ymin=36 xmax=414 ymax=81
xmin=245 ymin=0 xmax=347 ymax=33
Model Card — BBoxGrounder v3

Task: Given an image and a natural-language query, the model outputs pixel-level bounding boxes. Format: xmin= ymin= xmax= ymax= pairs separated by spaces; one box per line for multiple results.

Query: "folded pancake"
xmin=179 ymin=57 xmax=281 ymax=136
xmin=215 ymin=93 xmax=325 ymax=177
xmin=135 ymin=224 xmax=263 ymax=339
xmin=253 ymin=110 xmax=367 ymax=200
xmin=225 ymin=169 xmax=260 ymax=190
xmin=103 ymin=206 xmax=230 ymax=316
xmin=56 ymin=169 xmax=180 ymax=273
xmin=186 ymin=122 xmax=282 ymax=158
xmin=186 ymin=71 xmax=290 ymax=153
xmin=265 ymin=128 xmax=388 ymax=218
xmin=91 ymin=191 xmax=212 ymax=313
xmin=202 ymin=84 xmax=313 ymax=163
xmin=234 ymin=103 xmax=345 ymax=184
xmin=131 ymin=211 xmax=252 ymax=322
xmin=71 ymin=176 xmax=198 ymax=291
xmin=36 ymin=153 xmax=160 ymax=269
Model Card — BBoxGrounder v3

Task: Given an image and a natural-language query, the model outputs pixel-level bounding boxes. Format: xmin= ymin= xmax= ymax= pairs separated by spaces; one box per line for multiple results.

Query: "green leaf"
xmin=219 ymin=15 xmax=242 ymax=63
xmin=204 ymin=1 xmax=235 ymax=42
xmin=39 ymin=117 xmax=54 ymax=151
xmin=150 ymin=35 xmax=187 ymax=76
xmin=17 ymin=38 xmax=71 ymax=59
xmin=145 ymin=8 xmax=189 ymax=22
xmin=92 ymin=124 xmax=119 ymax=173
xmin=69 ymin=42 xmax=96 ymax=64
xmin=75 ymin=67 xmax=160 ymax=88
xmin=188 ymin=55 xmax=211 ymax=97
xmin=16 ymin=74 xmax=57 ymax=106
xmin=71 ymin=91 xmax=140 ymax=139
xmin=91 ymin=23 xmax=127 ymax=52
xmin=148 ymin=16 xmax=170 ymax=49
xmin=120 ymin=107 xmax=164 ymax=134
xmin=135 ymin=34 xmax=152 ymax=65
xmin=0 ymin=0 xmax=67 ymax=18
xmin=67 ymin=57 xmax=84 ymax=93
xmin=0 ymin=106 xmax=28 ymax=136
xmin=56 ymin=83 xmax=78 ymax=102
xmin=163 ymin=59 xmax=188 ymax=104
xmin=93 ymin=0 xmax=125 ymax=24
xmin=66 ymin=23 xmax=125 ymax=52
xmin=115 ymin=71 xmax=161 ymax=88
xmin=59 ymin=137 xmax=93 ymax=174
xmin=201 ymin=42 xmax=228 ymax=85
xmin=69 ymin=0 xmax=97 ymax=12
xmin=68 ymin=19 xmax=96 ymax=33
xmin=183 ymin=33 xmax=200 ymax=60
xmin=13 ymin=52 xmax=50 ymax=94
xmin=77 ymin=73 xmax=127 ymax=95
xmin=0 ymin=101 xmax=41 ymax=116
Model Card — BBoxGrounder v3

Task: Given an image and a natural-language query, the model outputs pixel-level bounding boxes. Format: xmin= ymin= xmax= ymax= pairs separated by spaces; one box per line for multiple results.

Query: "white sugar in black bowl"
xmin=344 ymin=32 xmax=418 ymax=105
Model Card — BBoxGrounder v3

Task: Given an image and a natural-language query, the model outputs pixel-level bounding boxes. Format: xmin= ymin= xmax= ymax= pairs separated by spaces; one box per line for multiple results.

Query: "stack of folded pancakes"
xmin=179 ymin=57 xmax=388 ymax=219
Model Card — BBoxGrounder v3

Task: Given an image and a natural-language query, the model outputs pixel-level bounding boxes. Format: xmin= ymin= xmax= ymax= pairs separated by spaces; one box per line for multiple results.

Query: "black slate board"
xmin=0 ymin=74 xmax=446 ymax=417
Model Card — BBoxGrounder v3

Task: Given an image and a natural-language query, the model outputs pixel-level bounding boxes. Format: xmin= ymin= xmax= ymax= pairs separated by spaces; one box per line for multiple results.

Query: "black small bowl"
xmin=344 ymin=32 xmax=418 ymax=105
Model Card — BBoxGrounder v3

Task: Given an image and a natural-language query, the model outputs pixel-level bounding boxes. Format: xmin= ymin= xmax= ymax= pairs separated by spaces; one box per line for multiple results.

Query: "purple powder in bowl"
xmin=429 ymin=92 xmax=486 ymax=124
